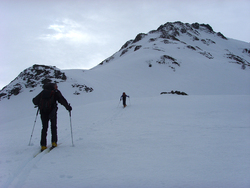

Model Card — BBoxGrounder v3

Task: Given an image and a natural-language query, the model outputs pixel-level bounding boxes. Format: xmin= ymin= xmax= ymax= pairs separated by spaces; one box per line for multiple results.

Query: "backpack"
xmin=39 ymin=89 xmax=56 ymax=114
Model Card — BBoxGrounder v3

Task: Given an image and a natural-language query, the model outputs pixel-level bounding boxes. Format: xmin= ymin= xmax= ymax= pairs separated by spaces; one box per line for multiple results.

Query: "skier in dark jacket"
xmin=33 ymin=83 xmax=72 ymax=151
xmin=120 ymin=92 xmax=129 ymax=108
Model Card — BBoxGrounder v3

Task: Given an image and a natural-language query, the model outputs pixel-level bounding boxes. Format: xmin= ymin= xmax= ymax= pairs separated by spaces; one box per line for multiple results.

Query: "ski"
xmin=47 ymin=146 xmax=56 ymax=153
xmin=33 ymin=143 xmax=61 ymax=157
xmin=47 ymin=143 xmax=62 ymax=153
xmin=33 ymin=147 xmax=50 ymax=158
xmin=33 ymin=151 xmax=41 ymax=158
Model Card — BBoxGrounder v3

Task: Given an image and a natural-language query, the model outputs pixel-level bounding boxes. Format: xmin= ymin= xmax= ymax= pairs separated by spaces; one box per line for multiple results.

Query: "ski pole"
xmin=69 ymin=110 xmax=74 ymax=147
xmin=29 ymin=107 xmax=39 ymax=146
xmin=117 ymin=100 xmax=121 ymax=107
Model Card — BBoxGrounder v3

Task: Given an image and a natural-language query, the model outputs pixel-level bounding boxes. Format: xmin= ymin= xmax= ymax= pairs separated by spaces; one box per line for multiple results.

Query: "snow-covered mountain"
xmin=0 ymin=65 xmax=93 ymax=101
xmin=1 ymin=21 xmax=250 ymax=188
xmin=0 ymin=21 xmax=249 ymax=102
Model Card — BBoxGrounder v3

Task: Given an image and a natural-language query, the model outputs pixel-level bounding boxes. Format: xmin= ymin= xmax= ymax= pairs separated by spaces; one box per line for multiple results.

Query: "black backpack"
xmin=39 ymin=89 xmax=56 ymax=114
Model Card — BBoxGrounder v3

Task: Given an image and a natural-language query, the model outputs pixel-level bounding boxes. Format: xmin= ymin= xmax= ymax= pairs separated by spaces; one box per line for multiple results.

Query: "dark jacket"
xmin=33 ymin=83 xmax=71 ymax=114
xmin=120 ymin=93 xmax=129 ymax=101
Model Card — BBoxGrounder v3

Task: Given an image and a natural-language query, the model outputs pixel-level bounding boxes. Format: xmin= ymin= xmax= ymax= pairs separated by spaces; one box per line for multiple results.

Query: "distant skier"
xmin=120 ymin=92 xmax=130 ymax=108
xmin=32 ymin=83 xmax=72 ymax=151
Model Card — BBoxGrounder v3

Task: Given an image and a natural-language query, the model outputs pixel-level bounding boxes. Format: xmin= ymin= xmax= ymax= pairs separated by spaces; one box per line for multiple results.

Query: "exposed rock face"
xmin=0 ymin=64 xmax=93 ymax=100
xmin=99 ymin=21 xmax=249 ymax=72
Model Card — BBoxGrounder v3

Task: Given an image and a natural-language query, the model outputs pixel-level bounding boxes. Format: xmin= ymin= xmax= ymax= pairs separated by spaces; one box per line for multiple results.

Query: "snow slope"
xmin=0 ymin=22 xmax=250 ymax=187
xmin=1 ymin=93 xmax=250 ymax=188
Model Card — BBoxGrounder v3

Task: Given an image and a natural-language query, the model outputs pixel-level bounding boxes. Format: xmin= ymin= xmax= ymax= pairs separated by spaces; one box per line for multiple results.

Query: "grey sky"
xmin=1 ymin=0 xmax=250 ymax=90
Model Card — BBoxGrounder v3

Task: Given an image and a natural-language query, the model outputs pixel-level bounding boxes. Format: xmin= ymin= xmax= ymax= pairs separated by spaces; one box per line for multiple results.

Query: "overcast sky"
xmin=1 ymin=0 xmax=250 ymax=90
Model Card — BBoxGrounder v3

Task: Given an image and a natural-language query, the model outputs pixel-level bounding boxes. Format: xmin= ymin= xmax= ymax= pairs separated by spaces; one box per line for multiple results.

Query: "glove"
xmin=66 ymin=105 xmax=72 ymax=112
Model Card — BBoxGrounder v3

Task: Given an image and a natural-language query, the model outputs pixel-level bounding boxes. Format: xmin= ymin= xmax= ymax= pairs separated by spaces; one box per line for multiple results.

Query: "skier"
xmin=32 ymin=83 xmax=72 ymax=151
xmin=120 ymin=92 xmax=129 ymax=108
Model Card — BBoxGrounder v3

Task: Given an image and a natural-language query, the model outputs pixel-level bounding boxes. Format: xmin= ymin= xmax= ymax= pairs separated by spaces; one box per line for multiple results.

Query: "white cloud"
xmin=39 ymin=19 xmax=95 ymax=43
xmin=49 ymin=24 xmax=65 ymax=33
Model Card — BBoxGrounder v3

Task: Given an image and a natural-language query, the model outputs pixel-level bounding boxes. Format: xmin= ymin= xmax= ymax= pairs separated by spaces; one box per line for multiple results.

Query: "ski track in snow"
xmin=0 ymin=95 xmax=250 ymax=187
xmin=2 ymin=149 xmax=48 ymax=188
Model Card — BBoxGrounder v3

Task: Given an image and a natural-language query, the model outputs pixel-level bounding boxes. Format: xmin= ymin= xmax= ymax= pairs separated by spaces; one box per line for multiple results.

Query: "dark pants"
xmin=40 ymin=109 xmax=57 ymax=146
xmin=122 ymin=97 xmax=127 ymax=107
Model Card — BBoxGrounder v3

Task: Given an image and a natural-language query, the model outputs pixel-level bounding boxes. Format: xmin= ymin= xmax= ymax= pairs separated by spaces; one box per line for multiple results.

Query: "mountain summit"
xmin=99 ymin=21 xmax=249 ymax=70
xmin=93 ymin=21 xmax=250 ymax=96
xmin=1 ymin=21 xmax=250 ymax=101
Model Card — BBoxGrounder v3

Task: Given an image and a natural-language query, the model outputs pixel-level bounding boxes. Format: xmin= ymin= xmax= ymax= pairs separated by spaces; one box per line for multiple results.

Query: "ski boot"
xmin=41 ymin=146 xmax=47 ymax=152
xmin=51 ymin=142 xmax=57 ymax=149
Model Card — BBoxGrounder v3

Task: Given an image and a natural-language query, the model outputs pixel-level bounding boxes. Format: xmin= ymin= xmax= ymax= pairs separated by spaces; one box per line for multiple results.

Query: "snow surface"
xmin=1 ymin=22 xmax=250 ymax=187
xmin=1 ymin=93 xmax=250 ymax=188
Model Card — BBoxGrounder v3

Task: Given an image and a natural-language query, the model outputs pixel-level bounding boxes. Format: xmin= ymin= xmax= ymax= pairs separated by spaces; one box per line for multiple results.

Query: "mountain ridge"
xmin=1 ymin=21 xmax=250 ymax=101
xmin=99 ymin=21 xmax=249 ymax=68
